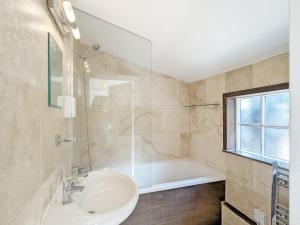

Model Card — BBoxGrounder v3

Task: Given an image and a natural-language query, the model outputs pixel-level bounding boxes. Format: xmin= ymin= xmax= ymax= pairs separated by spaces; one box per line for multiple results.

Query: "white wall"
xmin=289 ymin=0 xmax=300 ymax=224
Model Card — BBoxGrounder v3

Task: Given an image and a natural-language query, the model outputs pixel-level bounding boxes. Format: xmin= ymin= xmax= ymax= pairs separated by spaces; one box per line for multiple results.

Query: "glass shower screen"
xmin=72 ymin=8 xmax=153 ymax=187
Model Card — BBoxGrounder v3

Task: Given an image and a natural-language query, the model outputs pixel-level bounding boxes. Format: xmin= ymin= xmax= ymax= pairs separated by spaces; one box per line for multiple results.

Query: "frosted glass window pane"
xmin=240 ymin=125 xmax=261 ymax=155
xmin=265 ymin=128 xmax=289 ymax=161
xmin=265 ymin=93 xmax=289 ymax=126
xmin=240 ymin=96 xmax=261 ymax=124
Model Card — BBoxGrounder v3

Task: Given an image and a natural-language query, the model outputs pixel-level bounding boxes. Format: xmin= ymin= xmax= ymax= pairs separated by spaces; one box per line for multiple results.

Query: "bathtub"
xmin=96 ymin=160 xmax=227 ymax=224
xmin=109 ymin=159 xmax=226 ymax=194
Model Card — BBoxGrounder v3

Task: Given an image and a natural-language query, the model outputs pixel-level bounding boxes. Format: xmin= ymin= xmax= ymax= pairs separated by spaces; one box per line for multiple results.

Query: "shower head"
xmin=84 ymin=44 xmax=101 ymax=57
xmin=75 ymin=43 xmax=101 ymax=59
xmin=92 ymin=44 xmax=100 ymax=51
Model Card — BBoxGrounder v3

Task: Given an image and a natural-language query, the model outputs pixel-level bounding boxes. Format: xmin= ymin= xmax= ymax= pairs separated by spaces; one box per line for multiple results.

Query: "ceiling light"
xmin=71 ymin=25 xmax=80 ymax=40
xmin=62 ymin=0 xmax=76 ymax=23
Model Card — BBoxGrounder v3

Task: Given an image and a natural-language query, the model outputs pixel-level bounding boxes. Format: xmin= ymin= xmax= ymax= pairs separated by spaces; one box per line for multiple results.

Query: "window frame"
xmin=223 ymin=83 xmax=289 ymax=165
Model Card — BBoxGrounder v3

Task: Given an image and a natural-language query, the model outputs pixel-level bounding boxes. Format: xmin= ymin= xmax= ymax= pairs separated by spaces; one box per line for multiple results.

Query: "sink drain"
xmin=88 ymin=210 xmax=96 ymax=214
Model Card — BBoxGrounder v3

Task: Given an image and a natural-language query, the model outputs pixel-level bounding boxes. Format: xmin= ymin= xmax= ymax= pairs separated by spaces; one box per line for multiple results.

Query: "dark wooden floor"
xmin=122 ymin=181 xmax=225 ymax=225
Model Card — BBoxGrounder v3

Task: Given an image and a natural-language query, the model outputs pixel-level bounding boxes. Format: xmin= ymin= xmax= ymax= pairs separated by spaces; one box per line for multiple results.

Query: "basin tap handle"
xmin=63 ymin=178 xmax=76 ymax=191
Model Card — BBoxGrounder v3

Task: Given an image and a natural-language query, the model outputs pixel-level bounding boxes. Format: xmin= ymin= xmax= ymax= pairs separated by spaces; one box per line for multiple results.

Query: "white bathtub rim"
xmin=139 ymin=175 xmax=225 ymax=194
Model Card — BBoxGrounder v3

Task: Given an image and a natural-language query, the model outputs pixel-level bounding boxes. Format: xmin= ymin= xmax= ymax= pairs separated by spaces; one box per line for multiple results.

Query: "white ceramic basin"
xmin=42 ymin=171 xmax=139 ymax=225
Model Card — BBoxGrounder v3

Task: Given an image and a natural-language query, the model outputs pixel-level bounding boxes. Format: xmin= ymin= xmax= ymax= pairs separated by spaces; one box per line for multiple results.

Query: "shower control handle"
xmin=55 ymin=135 xmax=77 ymax=146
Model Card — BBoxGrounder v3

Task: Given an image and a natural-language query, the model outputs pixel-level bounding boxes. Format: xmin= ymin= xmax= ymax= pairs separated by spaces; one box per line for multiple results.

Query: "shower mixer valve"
xmin=55 ymin=135 xmax=77 ymax=146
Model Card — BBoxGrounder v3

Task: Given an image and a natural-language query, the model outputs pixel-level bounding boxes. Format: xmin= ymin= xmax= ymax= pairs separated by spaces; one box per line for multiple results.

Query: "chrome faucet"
xmin=62 ymin=178 xmax=84 ymax=204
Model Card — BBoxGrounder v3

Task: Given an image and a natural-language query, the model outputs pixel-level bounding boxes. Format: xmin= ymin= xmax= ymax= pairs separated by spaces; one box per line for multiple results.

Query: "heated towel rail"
xmin=271 ymin=162 xmax=289 ymax=225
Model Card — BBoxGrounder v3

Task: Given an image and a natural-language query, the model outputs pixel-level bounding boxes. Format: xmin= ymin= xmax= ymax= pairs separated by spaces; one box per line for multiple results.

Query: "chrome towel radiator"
xmin=271 ymin=162 xmax=289 ymax=225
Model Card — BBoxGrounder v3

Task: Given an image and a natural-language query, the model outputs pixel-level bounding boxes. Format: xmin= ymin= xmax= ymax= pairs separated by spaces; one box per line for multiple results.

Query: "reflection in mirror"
xmin=48 ymin=33 xmax=63 ymax=108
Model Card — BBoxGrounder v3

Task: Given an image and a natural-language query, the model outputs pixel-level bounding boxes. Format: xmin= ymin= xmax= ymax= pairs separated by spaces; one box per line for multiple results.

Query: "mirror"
xmin=48 ymin=33 xmax=63 ymax=108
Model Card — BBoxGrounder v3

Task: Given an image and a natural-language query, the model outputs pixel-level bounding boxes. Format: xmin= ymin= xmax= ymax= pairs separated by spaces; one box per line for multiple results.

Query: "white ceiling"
xmin=71 ymin=0 xmax=289 ymax=83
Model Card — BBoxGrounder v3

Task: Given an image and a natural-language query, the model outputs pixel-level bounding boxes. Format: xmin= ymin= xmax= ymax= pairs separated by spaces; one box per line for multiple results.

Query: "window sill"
xmin=222 ymin=149 xmax=289 ymax=169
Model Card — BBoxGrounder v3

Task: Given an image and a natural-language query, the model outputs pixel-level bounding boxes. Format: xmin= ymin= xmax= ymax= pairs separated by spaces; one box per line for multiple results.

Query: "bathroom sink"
xmin=75 ymin=171 xmax=139 ymax=216
xmin=42 ymin=171 xmax=139 ymax=225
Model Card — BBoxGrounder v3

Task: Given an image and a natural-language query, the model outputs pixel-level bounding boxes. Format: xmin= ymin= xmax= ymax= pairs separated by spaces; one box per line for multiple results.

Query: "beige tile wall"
xmin=151 ymin=71 xmax=190 ymax=160
xmin=73 ymin=43 xmax=190 ymax=169
xmin=0 ymin=0 xmax=74 ymax=225
xmin=189 ymin=53 xmax=289 ymax=224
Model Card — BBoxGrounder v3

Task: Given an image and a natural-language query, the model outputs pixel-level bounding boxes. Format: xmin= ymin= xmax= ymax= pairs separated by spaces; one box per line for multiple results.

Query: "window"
xmin=223 ymin=83 xmax=289 ymax=164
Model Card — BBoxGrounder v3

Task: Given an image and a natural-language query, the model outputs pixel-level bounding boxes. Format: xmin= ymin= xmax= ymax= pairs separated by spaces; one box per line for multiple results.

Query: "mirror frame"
xmin=48 ymin=32 xmax=63 ymax=109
